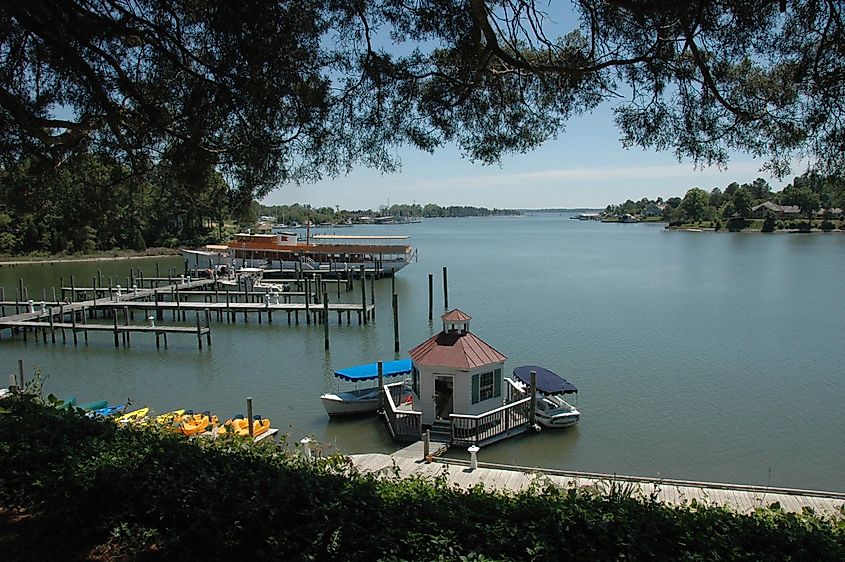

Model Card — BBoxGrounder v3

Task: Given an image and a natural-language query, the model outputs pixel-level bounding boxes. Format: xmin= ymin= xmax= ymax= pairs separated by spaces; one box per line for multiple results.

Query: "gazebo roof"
xmin=442 ymin=309 xmax=472 ymax=323
xmin=409 ymin=331 xmax=506 ymax=370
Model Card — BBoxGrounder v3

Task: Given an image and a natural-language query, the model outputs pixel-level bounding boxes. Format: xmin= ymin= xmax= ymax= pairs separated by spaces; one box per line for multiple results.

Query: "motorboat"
xmin=508 ymin=365 xmax=580 ymax=428
xmin=321 ymin=359 xmax=413 ymax=416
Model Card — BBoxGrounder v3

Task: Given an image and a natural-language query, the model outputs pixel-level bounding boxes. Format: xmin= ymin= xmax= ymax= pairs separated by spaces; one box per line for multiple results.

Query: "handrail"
xmin=450 ymin=396 xmax=531 ymax=421
xmin=382 ymin=381 xmax=422 ymax=442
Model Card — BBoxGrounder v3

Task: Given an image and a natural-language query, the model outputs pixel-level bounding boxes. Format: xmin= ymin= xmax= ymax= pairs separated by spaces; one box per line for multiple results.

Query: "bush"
xmin=1 ymin=397 xmax=843 ymax=561
xmin=820 ymin=220 xmax=835 ymax=232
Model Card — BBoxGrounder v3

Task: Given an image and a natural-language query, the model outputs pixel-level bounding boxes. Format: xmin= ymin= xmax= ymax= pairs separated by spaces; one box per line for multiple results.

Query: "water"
xmin=2 ymin=215 xmax=844 ymax=491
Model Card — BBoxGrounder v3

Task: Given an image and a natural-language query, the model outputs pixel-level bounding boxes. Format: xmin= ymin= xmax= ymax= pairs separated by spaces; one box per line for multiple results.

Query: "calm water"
xmin=2 ymin=215 xmax=844 ymax=491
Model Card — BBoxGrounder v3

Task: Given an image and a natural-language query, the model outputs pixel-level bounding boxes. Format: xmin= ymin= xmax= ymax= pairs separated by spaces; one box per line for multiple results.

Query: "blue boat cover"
xmin=334 ymin=359 xmax=413 ymax=382
xmin=512 ymin=366 xmax=578 ymax=395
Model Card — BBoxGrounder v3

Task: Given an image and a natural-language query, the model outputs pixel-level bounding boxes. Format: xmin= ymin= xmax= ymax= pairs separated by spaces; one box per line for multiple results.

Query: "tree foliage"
xmin=1 ymin=0 xmax=843 ymax=207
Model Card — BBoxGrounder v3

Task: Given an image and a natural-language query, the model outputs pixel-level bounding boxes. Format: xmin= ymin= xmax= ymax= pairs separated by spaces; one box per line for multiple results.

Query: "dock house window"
xmin=472 ymin=369 xmax=503 ymax=404
xmin=412 ymin=367 xmax=420 ymax=396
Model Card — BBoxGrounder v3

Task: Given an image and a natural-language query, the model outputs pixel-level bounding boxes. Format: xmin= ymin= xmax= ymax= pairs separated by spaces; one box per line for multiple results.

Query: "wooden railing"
xmin=450 ymin=397 xmax=532 ymax=446
xmin=381 ymin=381 xmax=422 ymax=442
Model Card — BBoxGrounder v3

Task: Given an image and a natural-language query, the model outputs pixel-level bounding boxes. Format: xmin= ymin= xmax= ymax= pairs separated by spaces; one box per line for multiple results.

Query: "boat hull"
xmin=321 ymin=387 xmax=383 ymax=416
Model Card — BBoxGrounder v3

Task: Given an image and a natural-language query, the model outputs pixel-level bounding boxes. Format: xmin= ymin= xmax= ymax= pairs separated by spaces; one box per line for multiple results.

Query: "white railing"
xmin=450 ymin=397 xmax=532 ymax=446
xmin=382 ymin=381 xmax=422 ymax=441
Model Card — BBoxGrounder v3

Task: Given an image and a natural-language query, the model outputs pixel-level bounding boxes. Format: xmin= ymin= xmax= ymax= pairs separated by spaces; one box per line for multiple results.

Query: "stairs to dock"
xmin=429 ymin=420 xmax=452 ymax=443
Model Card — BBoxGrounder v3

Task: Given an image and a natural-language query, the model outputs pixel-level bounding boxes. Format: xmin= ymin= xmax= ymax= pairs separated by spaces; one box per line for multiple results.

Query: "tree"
xmin=732 ymin=188 xmax=754 ymax=219
xmin=784 ymin=186 xmax=820 ymax=227
xmin=709 ymin=188 xmax=724 ymax=209
xmin=761 ymin=210 xmax=778 ymax=232
xmin=681 ymin=188 xmax=709 ymax=223
xmin=0 ymin=0 xmax=843 ymax=207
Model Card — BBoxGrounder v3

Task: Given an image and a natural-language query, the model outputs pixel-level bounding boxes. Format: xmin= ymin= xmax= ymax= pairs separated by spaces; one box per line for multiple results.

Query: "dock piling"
xmin=442 ymin=266 xmax=448 ymax=309
xmin=246 ymin=397 xmax=254 ymax=437
xmin=428 ymin=273 xmax=433 ymax=321
xmin=393 ymin=293 xmax=400 ymax=353
xmin=323 ymin=292 xmax=329 ymax=350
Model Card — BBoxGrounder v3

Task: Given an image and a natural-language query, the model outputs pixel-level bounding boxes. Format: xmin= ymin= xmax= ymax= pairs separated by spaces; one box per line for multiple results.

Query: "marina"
xmin=1 ymin=216 xmax=844 ymax=492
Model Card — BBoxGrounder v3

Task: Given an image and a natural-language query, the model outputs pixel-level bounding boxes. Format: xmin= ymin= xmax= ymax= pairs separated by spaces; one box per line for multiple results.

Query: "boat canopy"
xmin=334 ymin=359 xmax=413 ymax=382
xmin=512 ymin=365 xmax=578 ymax=395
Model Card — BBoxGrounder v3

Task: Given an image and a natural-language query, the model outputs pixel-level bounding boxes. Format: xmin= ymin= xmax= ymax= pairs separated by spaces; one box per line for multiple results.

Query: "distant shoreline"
xmin=0 ymin=249 xmax=179 ymax=267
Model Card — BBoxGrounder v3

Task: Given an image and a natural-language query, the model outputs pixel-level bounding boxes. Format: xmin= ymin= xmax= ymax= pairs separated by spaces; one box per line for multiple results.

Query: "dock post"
xmin=336 ymin=272 xmax=341 ymax=300
xmin=370 ymin=274 xmax=376 ymax=320
xmin=18 ymin=278 xmax=24 ymax=306
xmin=70 ymin=275 xmax=75 ymax=302
xmin=377 ymin=361 xmax=384 ymax=412
xmin=323 ymin=292 xmax=329 ymax=350
xmin=393 ymin=293 xmax=400 ymax=353
xmin=113 ymin=314 xmax=119 ymax=347
xmin=71 ymin=309 xmax=78 ymax=345
xmin=196 ymin=313 xmax=202 ymax=349
xmin=156 ymin=262 xmax=160 ymax=278
xmin=529 ymin=370 xmax=537 ymax=428
xmin=81 ymin=307 xmax=88 ymax=342
xmin=59 ymin=304 xmax=66 ymax=343
xmin=48 ymin=308 xmax=55 ymax=343
xmin=59 ymin=276 xmax=64 ymax=300
xmin=123 ymin=306 xmax=130 ymax=346
xmin=359 ymin=266 xmax=367 ymax=325
xmin=304 ymin=277 xmax=311 ymax=324
xmin=205 ymin=308 xmax=212 ymax=346
xmin=246 ymin=397 xmax=254 ymax=437
xmin=423 ymin=430 xmax=430 ymax=461
xmin=442 ymin=266 xmax=448 ymax=309
xmin=18 ymin=359 xmax=24 ymax=389
xmin=1 ymin=287 xmax=5 ymax=317
xmin=428 ymin=273 xmax=433 ymax=321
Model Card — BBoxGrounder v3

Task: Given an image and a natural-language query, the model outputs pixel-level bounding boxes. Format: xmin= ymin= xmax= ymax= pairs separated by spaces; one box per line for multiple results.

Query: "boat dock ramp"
xmin=349 ymin=444 xmax=845 ymax=518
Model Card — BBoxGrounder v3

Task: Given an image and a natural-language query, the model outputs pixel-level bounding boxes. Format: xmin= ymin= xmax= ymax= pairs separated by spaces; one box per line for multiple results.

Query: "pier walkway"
xmin=349 ymin=445 xmax=845 ymax=517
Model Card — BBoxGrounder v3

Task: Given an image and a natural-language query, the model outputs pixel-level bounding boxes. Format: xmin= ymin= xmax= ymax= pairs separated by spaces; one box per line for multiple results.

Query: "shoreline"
xmin=0 ymin=250 xmax=180 ymax=267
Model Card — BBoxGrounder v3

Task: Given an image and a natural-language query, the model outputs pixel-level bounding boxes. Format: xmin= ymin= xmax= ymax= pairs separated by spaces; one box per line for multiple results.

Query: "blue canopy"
xmin=334 ymin=359 xmax=413 ymax=382
xmin=512 ymin=365 xmax=578 ymax=395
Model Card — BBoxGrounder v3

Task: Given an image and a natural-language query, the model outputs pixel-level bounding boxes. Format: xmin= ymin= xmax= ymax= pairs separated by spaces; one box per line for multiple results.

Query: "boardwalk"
xmin=350 ymin=445 xmax=845 ymax=518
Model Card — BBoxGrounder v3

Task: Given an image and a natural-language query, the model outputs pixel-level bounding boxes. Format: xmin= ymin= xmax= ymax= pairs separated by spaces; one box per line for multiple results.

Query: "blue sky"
xmin=262 ymin=4 xmax=797 ymax=211
xmin=262 ymin=103 xmax=794 ymax=210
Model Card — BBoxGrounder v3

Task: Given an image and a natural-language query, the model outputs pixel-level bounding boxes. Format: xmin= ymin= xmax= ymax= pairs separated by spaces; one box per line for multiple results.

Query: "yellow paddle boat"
xmin=179 ymin=411 xmax=218 ymax=436
xmin=115 ymin=407 xmax=149 ymax=425
xmin=218 ymin=415 xmax=270 ymax=437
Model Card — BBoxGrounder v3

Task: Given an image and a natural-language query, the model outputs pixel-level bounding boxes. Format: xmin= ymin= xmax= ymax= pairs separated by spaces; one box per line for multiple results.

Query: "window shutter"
xmin=471 ymin=373 xmax=479 ymax=404
xmin=494 ymin=369 xmax=501 ymax=398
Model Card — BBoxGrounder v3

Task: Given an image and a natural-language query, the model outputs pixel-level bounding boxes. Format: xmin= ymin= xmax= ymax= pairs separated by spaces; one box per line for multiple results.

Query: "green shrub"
xmin=0 ymin=397 xmax=843 ymax=561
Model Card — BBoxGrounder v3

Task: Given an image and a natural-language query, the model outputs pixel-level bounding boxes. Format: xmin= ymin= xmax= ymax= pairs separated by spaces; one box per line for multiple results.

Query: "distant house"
xmin=620 ymin=213 xmax=640 ymax=223
xmin=751 ymin=202 xmax=802 ymax=219
xmin=816 ymin=208 xmax=844 ymax=218
xmin=645 ymin=202 xmax=665 ymax=217
xmin=751 ymin=201 xmax=781 ymax=219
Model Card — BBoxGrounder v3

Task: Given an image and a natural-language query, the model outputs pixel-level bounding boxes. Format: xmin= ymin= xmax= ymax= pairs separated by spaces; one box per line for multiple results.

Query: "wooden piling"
xmin=48 ymin=308 xmax=55 ymax=343
xmin=81 ymin=307 xmax=88 ymax=342
xmin=442 ymin=266 xmax=448 ymax=309
xmin=529 ymin=370 xmax=537 ymax=427
xmin=359 ymin=266 xmax=367 ymax=325
xmin=377 ymin=361 xmax=384 ymax=412
xmin=393 ymin=293 xmax=400 ymax=353
xmin=323 ymin=292 xmax=329 ymax=350
xmin=304 ymin=277 xmax=311 ymax=324
xmin=205 ymin=308 xmax=212 ymax=346
xmin=246 ymin=397 xmax=254 ymax=437
xmin=196 ymin=313 xmax=203 ymax=349
xmin=71 ymin=309 xmax=78 ymax=345
xmin=70 ymin=275 xmax=75 ymax=302
xmin=370 ymin=274 xmax=376 ymax=320
xmin=113 ymin=314 xmax=119 ymax=347
xmin=59 ymin=304 xmax=66 ymax=343
xmin=428 ymin=273 xmax=433 ymax=320
xmin=18 ymin=359 xmax=24 ymax=388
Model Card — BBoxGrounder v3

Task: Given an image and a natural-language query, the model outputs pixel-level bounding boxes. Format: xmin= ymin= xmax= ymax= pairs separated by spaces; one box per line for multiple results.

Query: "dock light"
xmin=300 ymin=437 xmax=313 ymax=460
xmin=132 ymin=284 xmax=138 ymax=294
xmin=468 ymin=445 xmax=480 ymax=471
xmin=27 ymin=299 xmax=34 ymax=313
xmin=148 ymin=316 xmax=155 ymax=328
xmin=115 ymin=284 xmax=122 ymax=298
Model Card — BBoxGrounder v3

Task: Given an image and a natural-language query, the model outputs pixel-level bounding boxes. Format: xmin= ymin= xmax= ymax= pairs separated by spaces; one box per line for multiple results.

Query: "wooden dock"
xmin=349 ymin=445 xmax=845 ymax=518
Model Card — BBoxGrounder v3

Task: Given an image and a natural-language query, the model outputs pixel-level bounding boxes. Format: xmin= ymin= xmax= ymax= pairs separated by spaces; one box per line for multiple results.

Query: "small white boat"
xmin=321 ymin=359 xmax=413 ymax=416
xmin=508 ymin=365 xmax=580 ymax=428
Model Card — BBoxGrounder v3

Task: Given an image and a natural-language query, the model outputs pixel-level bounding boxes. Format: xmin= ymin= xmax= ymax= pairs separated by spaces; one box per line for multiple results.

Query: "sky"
xmin=261 ymin=104 xmax=796 ymax=211
xmin=261 ymin=4 xmax=800 ymax=211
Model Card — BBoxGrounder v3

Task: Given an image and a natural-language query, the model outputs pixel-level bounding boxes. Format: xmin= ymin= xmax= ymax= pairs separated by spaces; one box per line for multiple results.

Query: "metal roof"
xmin=409 ymin=331 xmax=506 ymax=370
xmin=442 ymin=309 xmax=472 ymax=322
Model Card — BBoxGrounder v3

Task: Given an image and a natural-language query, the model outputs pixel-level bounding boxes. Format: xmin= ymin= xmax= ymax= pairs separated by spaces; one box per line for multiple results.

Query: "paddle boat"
xmin=178 ymin=410 xmax=218 ymax=436
xmin=320 ymin=359 xmax=413 ymax=416
xmin=115 ymin=407 xmax=149 ymax=425
xmin=85 ymin=403 xmax=126 ymax=418
xmin=217 ymin=415 xmax=271 ymax=437
xmin=508 ymin=366 xmax=580 ymax=428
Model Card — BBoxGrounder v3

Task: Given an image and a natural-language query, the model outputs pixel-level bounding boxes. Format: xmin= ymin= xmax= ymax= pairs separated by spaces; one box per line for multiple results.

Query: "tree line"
xmin=254 ymin=203 xmax=521 ymax=225
xmin=0 ymin=154 xmax=233 ymax=255
xmin=606 ymin=172 xmax=845 ymax=231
